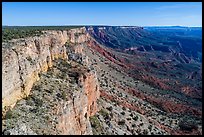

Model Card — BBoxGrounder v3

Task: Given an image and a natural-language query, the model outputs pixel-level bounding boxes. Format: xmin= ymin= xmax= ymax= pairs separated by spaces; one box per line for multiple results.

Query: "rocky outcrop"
xmin=79 ymin=71 xmax=100 ymax=117
xmin=2 ymin=27 xmax=100 ymax=135
xmin=56 ymin=69 xmax=100 ymax=135
xmin=2 ymin=27 xmax=91 ymax=109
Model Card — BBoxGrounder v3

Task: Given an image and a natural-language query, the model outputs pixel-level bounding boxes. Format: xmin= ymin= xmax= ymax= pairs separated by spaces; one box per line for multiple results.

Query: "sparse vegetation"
xmin=99 ymin=109 xmax=109 ymax=119
xmin=33 ymin=97 xmax=43 ymax=107
xmin=90 ymin=115 xmax=104 ymax=135
xmin=5 ymin=109 xmax=13 ymax=119
xmin=2 ymin=26 xmax=83 ymax=42
xmin=2 ymin=25 xmax=202 ymax=135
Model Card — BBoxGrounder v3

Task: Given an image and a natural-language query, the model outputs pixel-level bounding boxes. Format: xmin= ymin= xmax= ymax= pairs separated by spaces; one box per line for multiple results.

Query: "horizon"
xmin=2 ymin=25 xmax=202 ymax=28
xmin=2 ymin=2 xmax=202 ymax=27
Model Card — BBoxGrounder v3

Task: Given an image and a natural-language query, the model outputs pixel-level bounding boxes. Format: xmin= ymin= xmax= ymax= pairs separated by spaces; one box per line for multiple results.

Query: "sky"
xmin=2 ymin=2 xmax=202 ymax=27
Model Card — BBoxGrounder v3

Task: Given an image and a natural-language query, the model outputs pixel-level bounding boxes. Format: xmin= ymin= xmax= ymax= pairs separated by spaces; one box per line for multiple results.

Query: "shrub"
xmin=26 ymin=99 xmax=34 ymax=106
xmin=106 ymin=106 xmax=113 ymax=111
xmin=89 ymin=116 xmax=104 ymax=135
xmin=118 ymin=119 xmax=126 ymax=125
xmin=133 ymin=116 xmax=138 ymax=121
xmin=143 ymin=129 xmax=148 ymax=135
xmin=99 ymin=109 xmax=109 ymax=118
xmin=121 ymin=111 xmax=125 ymax=115
xmin=90 ymin=116 xmax=100 ymax=128
xmin=32 ymin=85 xmax=41 ymax=91
xmin=160 ymin=117 xmax=165 ymax=121
xmin=26 ymin=56 xmax=32 ymax=62
xmin=45 ymin=115 xmax=50 ymax=121
xmin=33 ymin=97 xmax=43 ymax=107
xmin=136 ymin=128 xmax=142 ymax=134
xmin=140 ymin=123 xmax=144 ymax=126
xmin=70 ymin=77 xmax=77 ymax=84
xmin=65 ymin=41 xmax=70 ymax=46
xmin=5 ymin=110 xmax=13 ymax=119
xmin=122 ymin=106 xmax=126 ymax=111
xmin=148 ymin=125 xmax=152 ymax=131
xmin=127 ymin=117 xmax=131 ymax=121
xmin=62 ymin=91 xmax=67 ymax=100
xmin=4 ymin=109 xmax=19 ymax=119
xmin=132 ymin=124 xmax=136 ymax=127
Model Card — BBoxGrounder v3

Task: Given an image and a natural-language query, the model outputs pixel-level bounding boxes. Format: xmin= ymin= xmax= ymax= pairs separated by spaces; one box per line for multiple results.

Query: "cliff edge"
xmin=2 ymin=27 xmax=100 ymax=135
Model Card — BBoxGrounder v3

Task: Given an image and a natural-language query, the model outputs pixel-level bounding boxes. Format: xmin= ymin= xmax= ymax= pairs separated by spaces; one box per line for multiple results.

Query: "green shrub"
xmin=4 ymin=109 xmax=19 ymax=119
xmin=62 ymin=91 xmax=67 ymax=100
xmin=5 ymin=110 xmax=13 ymax=119
xmin=33 ymin=97 xmax=43 ymax=107
xmin=90 ymin=116 xmax=100 ymax=128
xmin=133 ymin=115 xmax=138 ymax=121
xmin=89 ymin=116 xmax=104 ymax=135
xmin=99 ymin=109 xmax=109 ymax=118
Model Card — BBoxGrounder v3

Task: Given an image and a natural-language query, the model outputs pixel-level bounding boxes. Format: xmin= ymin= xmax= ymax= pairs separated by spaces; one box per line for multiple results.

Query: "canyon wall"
xmin=2 ymin=27 xmax=85 ymax=108
xmin=2 ymin=27 xmax=100 ymax=135
xmin=56 ymin=70 xmax=100 ymax=135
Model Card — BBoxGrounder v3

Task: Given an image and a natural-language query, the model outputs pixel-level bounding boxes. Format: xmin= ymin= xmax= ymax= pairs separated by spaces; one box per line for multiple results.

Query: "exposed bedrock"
xmin=2 ymin=27 xmax=100 ymax=135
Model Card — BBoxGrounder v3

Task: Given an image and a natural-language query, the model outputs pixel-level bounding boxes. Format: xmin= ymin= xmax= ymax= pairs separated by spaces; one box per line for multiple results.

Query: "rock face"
xmin=2 ymin=27 xmax=100 ymax=135
xmin=2 ymin=27 xmax=90 ymax=108
xmin=79 ymin=71 xmax=100 ymax=117
xmin=57 ymin=70 xmax=100 ymax=135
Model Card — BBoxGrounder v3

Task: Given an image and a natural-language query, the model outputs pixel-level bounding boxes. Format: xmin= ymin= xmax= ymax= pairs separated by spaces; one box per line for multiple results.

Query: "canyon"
xmin=2 ymin=26 xmax=202 ymax=135
xmin=2 ymin=27 xmax=100 ymax=134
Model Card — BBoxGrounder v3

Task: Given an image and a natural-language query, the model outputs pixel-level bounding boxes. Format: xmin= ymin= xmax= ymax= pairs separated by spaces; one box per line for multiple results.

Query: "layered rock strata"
xmin=2 ymin=27 xmax=100 ymax=135
xmin=2 ymin=27 xmax=88 ymax=108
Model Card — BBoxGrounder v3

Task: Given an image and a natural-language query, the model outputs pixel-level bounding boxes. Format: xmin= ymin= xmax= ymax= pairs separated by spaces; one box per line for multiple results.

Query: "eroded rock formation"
xmin=2 ymin=27 xmax=88 ymax=108
xmin=2 ymin=27 xmax=100 ymax=135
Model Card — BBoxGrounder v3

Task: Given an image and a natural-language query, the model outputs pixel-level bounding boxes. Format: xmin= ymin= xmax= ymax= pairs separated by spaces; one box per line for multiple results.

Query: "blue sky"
xmin=2 ymin=2 xmax=202 ymax=27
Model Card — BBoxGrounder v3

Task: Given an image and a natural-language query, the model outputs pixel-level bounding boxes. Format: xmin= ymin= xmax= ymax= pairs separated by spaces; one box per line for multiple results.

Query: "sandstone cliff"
xmin=2 ymin=27 xmax=89 ymax=108
xmin=56 ymin=65 xmax=100 ymax=135
xmin=2 ymin=27 xmax=100 ymax=135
